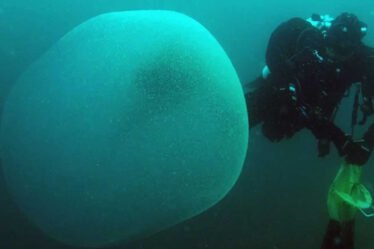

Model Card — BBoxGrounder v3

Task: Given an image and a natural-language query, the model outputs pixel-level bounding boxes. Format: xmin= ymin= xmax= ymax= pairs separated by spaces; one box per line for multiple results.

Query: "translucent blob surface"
xmin=1 ymin=10 xmax=248 ymax=247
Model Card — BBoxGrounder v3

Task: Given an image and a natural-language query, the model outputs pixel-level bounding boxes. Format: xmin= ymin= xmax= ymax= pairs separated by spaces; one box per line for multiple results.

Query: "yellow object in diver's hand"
xmin=327 ymin=162 xmax=372 ymax=222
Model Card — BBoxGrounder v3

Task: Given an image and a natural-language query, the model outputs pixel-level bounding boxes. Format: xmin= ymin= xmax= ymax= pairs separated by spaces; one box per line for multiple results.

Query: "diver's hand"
xmin=343 ymin=139 xmax=372 ymax=165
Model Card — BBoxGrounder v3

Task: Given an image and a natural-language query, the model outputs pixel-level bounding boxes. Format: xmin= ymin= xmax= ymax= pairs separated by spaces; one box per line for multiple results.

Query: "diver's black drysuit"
xmin=245 ymin=16 xmax=374 ymax=249
xmin=245 ymin=17 xmax=374 ymax=162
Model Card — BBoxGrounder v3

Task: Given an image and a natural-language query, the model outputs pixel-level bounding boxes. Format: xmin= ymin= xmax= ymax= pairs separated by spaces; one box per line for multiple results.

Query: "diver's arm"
xmin=306 ymin=117 xmax=348 ymax=155
xmin=346 ymin=45 xmax=374 ymax=164
xmin=360 ymin=45 xmax=374 ymax=119
xmin=305 ymin=112 xmax=372 ymax=165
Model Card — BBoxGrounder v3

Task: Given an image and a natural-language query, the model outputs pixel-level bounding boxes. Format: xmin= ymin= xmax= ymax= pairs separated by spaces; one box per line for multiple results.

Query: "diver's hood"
xmin=326 ymin=13 xmax=367 ymax=50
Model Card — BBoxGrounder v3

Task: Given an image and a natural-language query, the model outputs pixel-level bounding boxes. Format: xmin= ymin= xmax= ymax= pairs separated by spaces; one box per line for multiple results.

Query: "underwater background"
xmin=1 ymin=0 xmax=374 ymax=248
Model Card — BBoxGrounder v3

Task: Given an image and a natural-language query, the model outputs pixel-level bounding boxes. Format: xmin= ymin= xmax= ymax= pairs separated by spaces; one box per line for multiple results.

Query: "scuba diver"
xmin=246 ymin=12 xmax=374 ymax=164
xmin=245 ymin=12 xmax=374 ymax=249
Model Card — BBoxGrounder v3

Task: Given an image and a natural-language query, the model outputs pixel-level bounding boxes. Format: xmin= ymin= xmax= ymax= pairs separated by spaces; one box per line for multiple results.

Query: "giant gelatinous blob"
xmin=0 ymin=10 xmax=248 ymax=247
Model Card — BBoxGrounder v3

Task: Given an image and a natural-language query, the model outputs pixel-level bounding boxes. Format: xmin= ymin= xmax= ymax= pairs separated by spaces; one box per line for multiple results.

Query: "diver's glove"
xmin=344 ymin=123 xmax=374 ymax=165
xmin=342 ymin=122 xmax=374 ymax=165
xmin=342 ymin=138 xmax=372 ymax=166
